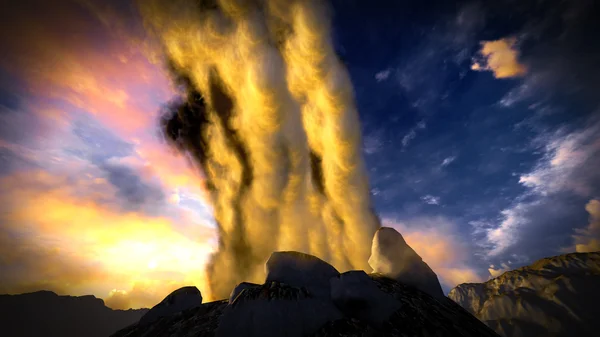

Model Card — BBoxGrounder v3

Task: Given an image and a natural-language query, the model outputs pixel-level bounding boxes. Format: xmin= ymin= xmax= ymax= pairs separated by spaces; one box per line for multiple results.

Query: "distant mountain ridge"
xmin=449 ymin=251 xmax=600 ymax=337
xmin=0 ymin=290 xmax=148 ymax=337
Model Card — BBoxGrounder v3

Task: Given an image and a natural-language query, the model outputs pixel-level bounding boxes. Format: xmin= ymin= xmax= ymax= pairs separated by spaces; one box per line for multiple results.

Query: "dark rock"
xmin=330 ymin=270 xmax=402 ymax=327
xmin=216 ymin=282 xmax=343 ymax=337
xmin=112 ymin=300 xmax=228 ymax=337
xmin=265 ymin=251 xmax=340 ymax=298
xmin=139 ymin=286 xmax=203 ymax=325
xmin=112 ymin=273 xmax=500 ymax=337
xmin=0 ymin=291 xmax=147 ymax=337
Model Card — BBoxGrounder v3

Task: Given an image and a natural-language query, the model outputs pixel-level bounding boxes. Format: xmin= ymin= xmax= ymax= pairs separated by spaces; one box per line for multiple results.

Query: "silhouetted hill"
xmin=0 ymin=290 xmax=148 ymax=337
xmin=449 ymin=252 xmax=600 ymax=337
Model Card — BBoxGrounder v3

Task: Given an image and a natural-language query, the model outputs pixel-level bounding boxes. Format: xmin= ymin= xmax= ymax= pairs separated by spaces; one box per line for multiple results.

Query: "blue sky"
xmin=332 ymin=0 xmax=600 ymax=280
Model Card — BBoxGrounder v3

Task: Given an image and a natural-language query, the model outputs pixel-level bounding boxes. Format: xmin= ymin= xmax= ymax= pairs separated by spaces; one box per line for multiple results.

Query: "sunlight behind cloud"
xmin=0 ymin=170 xmax=217 ymax=308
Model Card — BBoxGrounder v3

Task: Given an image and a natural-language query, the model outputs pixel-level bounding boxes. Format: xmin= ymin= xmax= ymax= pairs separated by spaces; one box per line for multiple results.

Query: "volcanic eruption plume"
xmin=139 ymin=0 xmax=380 ymax=300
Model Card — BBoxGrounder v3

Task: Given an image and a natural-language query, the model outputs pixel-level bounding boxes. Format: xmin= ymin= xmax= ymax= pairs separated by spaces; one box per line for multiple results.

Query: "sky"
xmin=1 ymin=0 xmax=599 ymax=309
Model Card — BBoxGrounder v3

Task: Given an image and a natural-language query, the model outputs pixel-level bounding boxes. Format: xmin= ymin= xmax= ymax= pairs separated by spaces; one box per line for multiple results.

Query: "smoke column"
xmin=139 ymin=0 xmax=381 ymax=300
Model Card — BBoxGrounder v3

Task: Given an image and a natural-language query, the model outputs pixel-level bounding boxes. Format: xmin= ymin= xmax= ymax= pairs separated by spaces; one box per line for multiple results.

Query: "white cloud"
xmin=375 ymin=69 xmax=392 ymax=82
xmin=421 ymin=195 xmax=441 ymax=205
xmin=402 ymin=129 xmax=416 ymax=147
xmin=518 ymin=120 xmax=600 ymax=197
xmin=498 ymin=72 xmax=548 ymax=107
xmin=441 ymin=156 xmax=456 ymax=167
xmin=484 ymin=202 xmax=536 ymax=257
xmin=401 ymin=120 xmax=427 ymax=148
xmin=474 ymin=117 xmax=600 ymax=258
xmin=488 ymin=262 xmax=510 ymax=278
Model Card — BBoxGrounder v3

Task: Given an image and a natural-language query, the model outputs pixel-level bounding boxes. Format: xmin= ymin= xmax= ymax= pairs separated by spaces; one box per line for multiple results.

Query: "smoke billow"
xmin=139 ymin=0 xmax=380 ymax=300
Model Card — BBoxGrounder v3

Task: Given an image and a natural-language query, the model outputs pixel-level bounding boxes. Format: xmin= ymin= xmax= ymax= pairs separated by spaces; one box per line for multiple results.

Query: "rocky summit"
xmin=112 ymin=228 xmax=499 ymax=337
xmin=369 ymin=227 xmax=445 ymax=300
xmin=449 ymin=251 xmax=600 ymax=337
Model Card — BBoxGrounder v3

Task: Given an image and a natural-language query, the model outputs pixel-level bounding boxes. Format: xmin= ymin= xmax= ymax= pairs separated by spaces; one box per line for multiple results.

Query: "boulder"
xmin=139 ymin=286 xmax=202 ymax=325
xmin=368 ymin=227 xmax=444 ymax=299
xmin=330 ymin=270 xmax=402 ymax=326
xmin=265 ymin=251 xmax=340 ymax=298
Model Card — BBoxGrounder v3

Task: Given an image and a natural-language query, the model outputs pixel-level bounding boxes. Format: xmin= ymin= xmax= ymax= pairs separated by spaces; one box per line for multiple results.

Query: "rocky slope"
xmin=112 ymin=274 xmax=499 ymax=337
xmin=449 ymin=251 xmax=600 ymax=337
xmin=0 ymin=290 xmax=148 ymax=337
xmin=112 ymin=229 xmax=499 ymax=337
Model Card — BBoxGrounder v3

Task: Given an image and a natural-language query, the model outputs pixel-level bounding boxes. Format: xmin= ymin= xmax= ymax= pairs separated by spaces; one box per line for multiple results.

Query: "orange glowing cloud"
xmin=125 ymin=141 xmax=210 ymax=199
xmin=472 ymin=37 xmax=527 ymax=79
xmin=0 ymin=170 xmax=216 ymax=308
xmin=0 ymin=0 xmax=173 ymax=134
xmin=573 ymin=199 xmax=600 ymax=253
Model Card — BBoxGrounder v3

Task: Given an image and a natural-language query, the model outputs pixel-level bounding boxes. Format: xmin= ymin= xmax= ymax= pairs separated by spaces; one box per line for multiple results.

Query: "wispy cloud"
xmin=475 ymin=117 xmax=600 ymax=259
xmin=375 ymin=68 xmax=392 ymax=82
xmin=441 ymin=156 xmax=456 ymax=167
xmin=471 ymin=37 xmax=527 ymax=79
xmin=402 ymin=130 xmax=417 ymax=147
xmin=519 ymin=120 xmax=600 ymax=197
xmin=421 ymin=195 xmax=441 ymax=205
xmin=395 ymin=3 xmax=485 ymax=111
xmin=363 ymin=132 xmax=384 ymax=155
xmin=483 ymin=202 xmax=537 ymax=257
xmin=402 ymin=120 xmax=427 ymax=148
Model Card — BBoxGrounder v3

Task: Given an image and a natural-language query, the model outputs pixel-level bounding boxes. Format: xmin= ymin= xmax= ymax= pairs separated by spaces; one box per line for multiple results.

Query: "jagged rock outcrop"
xmin=368 ymin=227 xmax=445 ymax=299
xmin=449 ymin=251 xmax=600 ymax=337
xmin=112 ymin=251 xmax=499 ymax=337
xmin=139 ymin=286 xmax=203 ymax=325
xmin=0 ymin=290 xmax=148 ymax=337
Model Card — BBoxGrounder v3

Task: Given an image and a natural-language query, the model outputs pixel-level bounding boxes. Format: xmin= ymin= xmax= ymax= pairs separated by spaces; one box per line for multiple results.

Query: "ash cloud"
xmin=139 ymin=0 xmax=381 ymax=299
